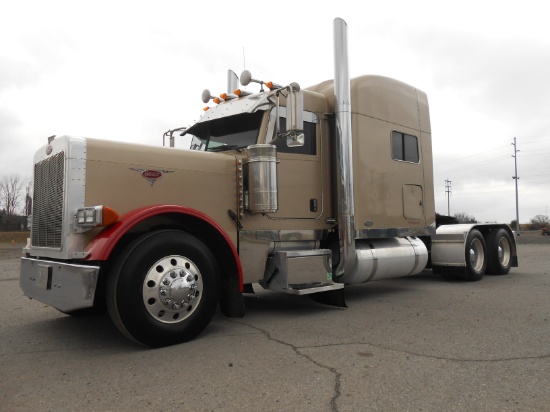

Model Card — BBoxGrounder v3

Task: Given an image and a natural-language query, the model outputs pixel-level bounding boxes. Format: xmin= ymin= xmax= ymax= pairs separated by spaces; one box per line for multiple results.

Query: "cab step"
xmin=287 ymin=281 xmax=343 ymax=295
xmin=261 ymin=249 xmax=342 ymax=295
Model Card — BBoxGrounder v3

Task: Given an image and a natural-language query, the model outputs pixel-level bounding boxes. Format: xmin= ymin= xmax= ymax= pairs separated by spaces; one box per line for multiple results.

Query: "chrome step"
xmin=261 ymin=249 xmax=341 ymax=295
xmin=286 ymin=281 xmax=344 ymax=295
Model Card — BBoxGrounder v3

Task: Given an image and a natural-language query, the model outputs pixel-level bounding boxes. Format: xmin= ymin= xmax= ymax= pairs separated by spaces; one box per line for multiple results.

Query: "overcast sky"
xmin=1 ymin=0 xmax=549 ymax=224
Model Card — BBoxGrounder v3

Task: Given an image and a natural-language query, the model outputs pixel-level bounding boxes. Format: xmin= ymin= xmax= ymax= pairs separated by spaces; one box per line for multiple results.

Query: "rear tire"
xmin=107 ymin=230 xmax=220 ymax=347
xmin=486 ymin=228 xmax=512 ymax=275
xmin=463 ymin=229 xmax=486 ymax=281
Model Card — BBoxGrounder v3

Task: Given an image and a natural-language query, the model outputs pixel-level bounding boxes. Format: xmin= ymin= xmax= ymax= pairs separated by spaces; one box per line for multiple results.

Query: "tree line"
xmin=438 ymin=211 xmax=549 ymax=230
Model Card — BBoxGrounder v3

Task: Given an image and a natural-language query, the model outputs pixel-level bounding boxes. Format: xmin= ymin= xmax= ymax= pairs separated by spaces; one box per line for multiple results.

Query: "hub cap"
xmin=469 ymin=238 xmax=485 ymax=272
xmin=498 ymin=237 xmax=511 ymax=266
xmin=142 ymin=255 xmax=203 ymax=323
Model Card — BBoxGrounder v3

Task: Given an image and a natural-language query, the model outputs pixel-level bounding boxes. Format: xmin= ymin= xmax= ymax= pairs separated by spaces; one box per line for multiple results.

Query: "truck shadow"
xmin=241 ymin=269 xmax=445 ymax=315
xmin=27 ymin=312 xmax=140 ymax=352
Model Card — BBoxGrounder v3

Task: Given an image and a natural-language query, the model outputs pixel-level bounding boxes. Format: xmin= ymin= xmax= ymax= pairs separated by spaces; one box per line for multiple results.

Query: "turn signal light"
xmin=101 ymin=206 xmax=119 ymax=227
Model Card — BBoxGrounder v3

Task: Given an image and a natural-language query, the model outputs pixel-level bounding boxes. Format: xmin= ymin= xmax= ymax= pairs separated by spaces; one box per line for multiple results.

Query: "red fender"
xmin=85 ymin=205 xmax=242 ymax=288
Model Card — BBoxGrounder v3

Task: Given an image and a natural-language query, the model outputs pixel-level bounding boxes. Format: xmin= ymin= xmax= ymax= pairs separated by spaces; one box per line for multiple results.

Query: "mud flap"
xmin=308 ymin=288 xmax=347 ymax=308
xmin=219 ymin=278 xmax=245 ymax=318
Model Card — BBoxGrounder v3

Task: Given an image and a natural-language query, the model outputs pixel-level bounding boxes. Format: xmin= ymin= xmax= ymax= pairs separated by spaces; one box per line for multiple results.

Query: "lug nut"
xmin=162 ymin=278 xmax=170 ymax=285
xmin=170 ymin=271 xmax=177 ymax=278
xmin=186 ymin=274 xmax=193 ymax=282
xmin=160 ymin=289 xmax=168 ymax=296
xmin=164 ymin=298 xmax=172 ymax=305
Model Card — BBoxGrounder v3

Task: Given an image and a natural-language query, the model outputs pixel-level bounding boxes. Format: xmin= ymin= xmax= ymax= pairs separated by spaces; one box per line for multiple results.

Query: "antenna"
xmin=242 ymin=46 xmax=246 ymax=72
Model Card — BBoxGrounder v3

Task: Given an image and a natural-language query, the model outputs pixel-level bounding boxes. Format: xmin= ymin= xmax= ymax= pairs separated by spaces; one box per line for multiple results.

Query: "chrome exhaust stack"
xmin=331 ymin=18 xmax=428 ymax=284
xmin=333 ymin=17 xmax=358 ymax=281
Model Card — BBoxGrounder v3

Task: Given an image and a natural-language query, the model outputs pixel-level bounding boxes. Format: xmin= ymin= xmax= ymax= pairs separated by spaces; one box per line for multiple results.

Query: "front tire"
xmin=463 ymin=229 xmax=487 ymax=281
xmin=107 ymin=230 xmax=220 ymax=347
xmin=486 ymin=228 xmax=512 ymax=275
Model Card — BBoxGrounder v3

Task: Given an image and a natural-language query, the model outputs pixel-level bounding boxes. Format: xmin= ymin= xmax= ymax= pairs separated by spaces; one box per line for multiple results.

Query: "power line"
xmin=434 ymin=144 xmax=509 ymax=167
xmin=434 ymin=155 xmax=509 ymax=176
xmin=512 ymin=137 xmax=520 ymax=232
xmin=445 ymin=179 xmax=452 ymax=215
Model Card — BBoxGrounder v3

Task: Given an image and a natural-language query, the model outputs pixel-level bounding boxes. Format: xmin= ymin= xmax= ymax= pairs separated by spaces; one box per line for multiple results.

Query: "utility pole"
xmin=445 ymin=179 xmax=452 ymax=216
xmin=512 ymin=137 xmax=520 ymax=232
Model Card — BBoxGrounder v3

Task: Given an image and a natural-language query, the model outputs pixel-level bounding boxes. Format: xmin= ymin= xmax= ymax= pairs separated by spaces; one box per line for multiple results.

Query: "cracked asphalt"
xmin=1 ymin=239 xmax=549 ymax=411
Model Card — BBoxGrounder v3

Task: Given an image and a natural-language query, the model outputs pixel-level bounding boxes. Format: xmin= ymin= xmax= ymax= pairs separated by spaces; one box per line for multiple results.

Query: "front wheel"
xmin=107 ymin=230 xmax=220 ymax=347
xmin=463 ymin=229 xmax=487 ymax=281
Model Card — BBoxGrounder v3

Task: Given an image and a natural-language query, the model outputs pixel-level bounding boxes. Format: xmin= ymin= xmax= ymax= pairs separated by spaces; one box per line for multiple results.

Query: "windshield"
xmin=186 ymin=111 xmax=264 ymax=152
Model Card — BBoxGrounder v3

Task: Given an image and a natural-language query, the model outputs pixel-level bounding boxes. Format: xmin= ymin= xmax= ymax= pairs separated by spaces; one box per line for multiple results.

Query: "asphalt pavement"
xmin=1 ymin=240 xmax=548 ymax=411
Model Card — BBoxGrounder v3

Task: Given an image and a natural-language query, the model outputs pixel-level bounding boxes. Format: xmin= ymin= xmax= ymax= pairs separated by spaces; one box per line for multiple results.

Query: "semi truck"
xmin=20 ymin=18 xmax=518 ymax=347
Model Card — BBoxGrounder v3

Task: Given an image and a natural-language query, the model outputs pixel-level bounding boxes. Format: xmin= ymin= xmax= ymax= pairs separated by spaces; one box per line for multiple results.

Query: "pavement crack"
xmin=302 ymin=341 xmax=550 ymax=363
xmin=226 ymin=318 xmax=342 ymax=412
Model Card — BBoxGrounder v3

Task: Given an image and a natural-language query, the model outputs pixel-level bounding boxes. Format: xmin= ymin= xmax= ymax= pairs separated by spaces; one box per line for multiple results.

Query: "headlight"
xmin=75 ymin=206 xmax=119 ymax=229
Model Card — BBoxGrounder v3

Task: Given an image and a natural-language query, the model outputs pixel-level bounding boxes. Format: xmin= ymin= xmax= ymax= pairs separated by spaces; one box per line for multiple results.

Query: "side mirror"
xmin=285 ymin=83 xmax=304 ymax=147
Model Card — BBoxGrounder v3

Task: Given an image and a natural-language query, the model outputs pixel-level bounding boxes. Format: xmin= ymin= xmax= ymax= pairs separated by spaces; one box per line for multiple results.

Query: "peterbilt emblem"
xmin=130 ymin=168 xmax=174 ymax=186
xmin=46 ymin=145 xmax=53 ymax=155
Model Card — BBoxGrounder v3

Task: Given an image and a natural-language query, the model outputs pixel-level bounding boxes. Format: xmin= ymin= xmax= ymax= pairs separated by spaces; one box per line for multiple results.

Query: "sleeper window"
xmin=391 ymin=131 xmax=419 ymax=163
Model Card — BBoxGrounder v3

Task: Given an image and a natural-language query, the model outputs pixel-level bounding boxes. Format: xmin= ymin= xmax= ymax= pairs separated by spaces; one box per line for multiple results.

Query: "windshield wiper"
xmin=207 ymin=144 xmax=240 ymax=152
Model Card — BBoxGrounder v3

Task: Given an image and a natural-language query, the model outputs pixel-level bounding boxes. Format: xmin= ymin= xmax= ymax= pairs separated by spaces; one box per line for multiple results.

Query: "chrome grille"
xmin=32 ymin=151 xmax=65 ymax=248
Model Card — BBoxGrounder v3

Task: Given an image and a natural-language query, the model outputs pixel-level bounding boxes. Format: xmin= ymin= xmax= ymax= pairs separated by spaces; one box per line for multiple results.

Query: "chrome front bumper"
xmin=20 ymin=257 xmax=100 ymax=313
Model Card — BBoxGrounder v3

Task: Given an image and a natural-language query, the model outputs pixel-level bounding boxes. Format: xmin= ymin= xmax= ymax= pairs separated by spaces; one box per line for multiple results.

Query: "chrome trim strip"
xmin=240 ymin=229 xmax=327 ymax=243
xmin=356 ymin=225 xmax=436 ymax=239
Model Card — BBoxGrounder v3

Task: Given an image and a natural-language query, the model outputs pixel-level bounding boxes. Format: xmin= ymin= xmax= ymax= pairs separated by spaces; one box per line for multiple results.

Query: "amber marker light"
xmin=203 ymin=107 xmax=210 ymax=111
xmin=266 ymin=81 xmax=283 ymax=90
xmin=234 ymin=89 xmax=252 ymax=97
xmin=101 ymin=206 xmax=119 ymax=227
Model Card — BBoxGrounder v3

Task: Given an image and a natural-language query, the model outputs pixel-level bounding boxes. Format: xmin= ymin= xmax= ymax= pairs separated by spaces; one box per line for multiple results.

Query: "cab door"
xmin=265 ymin=109 xmax=324 ymax=220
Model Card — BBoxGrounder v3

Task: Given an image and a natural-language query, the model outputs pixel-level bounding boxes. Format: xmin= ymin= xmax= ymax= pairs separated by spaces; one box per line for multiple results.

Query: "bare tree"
xmin=0 ymin=174 xmax=23 ymax=218
xmin=453 ymin=212 xmax=478 ymax=223
xmin=24 ymin=178 xmax=33 ymax=216
xmin=530 ymin=215 xmax=549 ymax=229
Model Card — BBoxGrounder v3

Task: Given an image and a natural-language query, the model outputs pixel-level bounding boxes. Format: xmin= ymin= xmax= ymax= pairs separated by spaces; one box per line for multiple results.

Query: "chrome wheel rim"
xmin=142 ymin=255 xmax=203 ymax=324
xmin=498 ymin=237 xmax=511 ymax=267
xmin=469 ymin=238 xmax=485 ymax=272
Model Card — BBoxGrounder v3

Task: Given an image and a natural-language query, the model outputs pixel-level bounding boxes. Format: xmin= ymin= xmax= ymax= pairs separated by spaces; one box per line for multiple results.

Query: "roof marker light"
xmin=234 ymin=89 xmax=252 ymax=97
xmin=220 ymin=93 xmax=238 ymax=100
xmin=266 ymin=81 xmax=283 ymax=90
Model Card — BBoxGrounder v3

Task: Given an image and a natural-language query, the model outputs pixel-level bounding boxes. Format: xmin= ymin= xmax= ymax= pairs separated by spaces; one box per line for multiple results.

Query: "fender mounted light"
xmin=75 ymin=205 xmax=119 ymax=229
